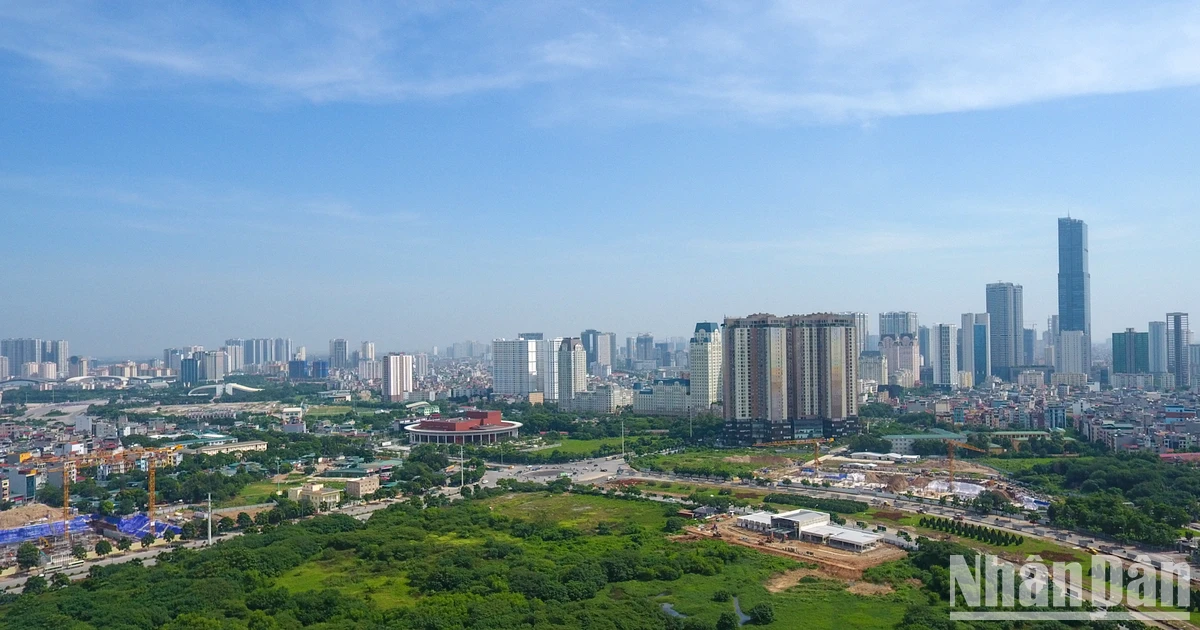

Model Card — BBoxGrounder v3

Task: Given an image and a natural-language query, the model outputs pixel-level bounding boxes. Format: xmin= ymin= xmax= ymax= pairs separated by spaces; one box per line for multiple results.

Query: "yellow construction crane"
xmin=752 ymin=438 xmax=833 ymax=465
xmin=45 ymin=445 xmax=181 ymax=542
xmin=945 ymin=440 xmax=988 ymax=491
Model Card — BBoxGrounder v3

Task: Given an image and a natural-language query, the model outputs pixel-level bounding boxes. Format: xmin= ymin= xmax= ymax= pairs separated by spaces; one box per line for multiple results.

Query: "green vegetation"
xmin=634 ymin=448 xmax=778 ymax=480
xmin=1014 ymin=453 xmax=1196 ymax=546
xmin=0 ymin=490 xmax=922 ymax=629
xmin=529 ymin=437 xmax=627 ymax=455
xmin=979 ymin=457 xmax=1070 ymax=473
xmin=216 ymin=479 xmax=302 ymax=508
xmin=763 ymin=493 xmax=868 ymax=514
xmin=919 ymin=517 xmax=1023 ymax=546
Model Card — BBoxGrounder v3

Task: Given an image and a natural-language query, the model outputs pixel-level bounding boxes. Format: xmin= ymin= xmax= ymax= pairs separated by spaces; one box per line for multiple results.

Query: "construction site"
xmin=747 ymin=439 xmax=1044 ymax=508
xmin=678 ymin=514 xmax=908 ymax=580
xmin=0 ymin=446 xmax=187 ymax=575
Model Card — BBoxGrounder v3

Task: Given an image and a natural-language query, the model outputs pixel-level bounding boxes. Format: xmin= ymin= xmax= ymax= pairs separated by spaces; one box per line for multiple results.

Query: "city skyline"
xmin=5 ymin=5 xmax=1200 ymax=355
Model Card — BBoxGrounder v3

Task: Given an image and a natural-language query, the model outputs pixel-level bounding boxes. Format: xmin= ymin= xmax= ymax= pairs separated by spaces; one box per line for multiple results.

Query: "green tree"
xmin=237 ymin=512 xmax=253 ymax=528
xmin=70 ymin=544 xmax=87 ymax=560
xmin=748 ymin=602 xmax=776 ymax=624
xmin=716 ymin=611 xmax=740 ymax=630
xmin=16 ymin=542 xmax=40 ymax=571
xmin=163 ymin=529 xmax=176 ymax=542
xmin=180 ymin=521 xmax=199 ymax=540
xmin=664 ymin=517 xmax=686 ymax=533
xmin=50 ymin=573 xmax=71 ymax=589
xmin=22 ymin=574 xmax=47 ymax=595
xmin=117 ymin=538 xmax=132 ymax=552
xmin=95 ymin=540 xmax=113 ymax=556
xmin=140 ymin=533 xmax=156 ymax=548
xmin=218 ymin=516 xmax=235 ymax=533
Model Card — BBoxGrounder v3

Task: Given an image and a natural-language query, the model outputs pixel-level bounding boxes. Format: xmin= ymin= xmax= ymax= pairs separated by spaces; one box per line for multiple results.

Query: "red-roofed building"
xmin=404 ymin=411 xmax=521 ymax=444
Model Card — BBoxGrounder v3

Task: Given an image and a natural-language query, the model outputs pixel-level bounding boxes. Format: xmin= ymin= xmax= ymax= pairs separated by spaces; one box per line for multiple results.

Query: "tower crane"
xmin=945 ymin=440 xmax=988 ymax=493
xmin=42 ymin=445 xmax=181 ymax=542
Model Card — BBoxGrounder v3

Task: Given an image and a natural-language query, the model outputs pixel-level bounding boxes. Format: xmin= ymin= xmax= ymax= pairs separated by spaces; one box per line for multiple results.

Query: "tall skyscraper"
xmin=274 ymin=338 xmax=292 ymax=364
xmin=329 ymin=339 xmax=350 ymax=370
xmin=841 ymin=312 xmax=869 ymax=355
xmin=382 ymin=353 xmax=413 ymax=402
xmin=1058 ymin=217 xmax=1091 ymax=370
xmin=722 ymin=314 xmax=858 ymax=444
xmin=42 ymin=340 xmax=68 ymax=374
xmin=879 ymin=312 xmax=919 ymax=337
xmin=1149 ymin=321 xmax=1169 ymax=373
xmin=413 ymin=353 xmax=429 ymax=380
xmin=535 ymin=336 xmax=562 ymax=400
xmin=917 ymin=326 xmax=931 ymax=369
xmin=222 ymin=344 xmax=245 ymax=373
xmin=879 ymin=334 xmax=920 ymax=386
xmin=492 ymin=338 xmax=538 ymax=396
xmin=1 ymin=339 xmax=42 ymax=370
xmin=557 ymin=338 xmax=587 ymax=400
xmin=580 ymin=329 xmax=601 ymax=366
xmin=689 ymin=322 xmax=723 ymax=415
xmin=960 ymin=313 xmax=991 ymax=388
xmin=0 ymin=356 xmax=9 ymax=380
xmin=1055 ymin=331 xmax=1087 ymax=376
xmin=986 ymin=282 xmax=1024 ymax=380
xmin=200 ymin=351 xmax=226 ymax=382
xmin=928 ymin=324 xmax=959 ymax=387
xmin=593 ymin=332 xmax=614 ymax=374
xmin=1112 ymin=328 xmax=1149 ymax=374
xmin=1168 ymin=313 xmax=1190 ymax=388
xmin=180 ymin=358 xmax=200 ymax=386
xmin=635 ymin=334 xmax=655 ymax=362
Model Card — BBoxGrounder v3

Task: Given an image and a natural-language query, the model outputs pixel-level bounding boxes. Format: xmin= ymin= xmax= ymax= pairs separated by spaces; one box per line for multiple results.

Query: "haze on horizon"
xmin=3 ymin=2 xmax=1200 ymax=358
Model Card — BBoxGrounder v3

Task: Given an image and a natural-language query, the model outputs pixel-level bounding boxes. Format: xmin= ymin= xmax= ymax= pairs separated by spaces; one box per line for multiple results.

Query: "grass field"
xmin=217 ymin=480 xmax=346 ymax=508
xmin=486 ymin=492 xmax=672 ymax=529
xmin=635 ymin=448 xmax=798 ymax=479
xmin=614 ymin=552 xmax=921 ymax=629
xmin=530 ymin=437 xmax=626 ymax=455
xmin=978 ymin=457 xmax=1075 ymax=473
xmin=217 ymin=480 xmax=298 ymax=507
xmin=275 ymin=551 xmax=415 ymax=609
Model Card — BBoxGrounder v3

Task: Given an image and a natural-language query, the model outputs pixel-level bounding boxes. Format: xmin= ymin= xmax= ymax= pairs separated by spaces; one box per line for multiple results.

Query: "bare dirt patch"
xmin=0 ymin=503 xmax=58 ymax=529
xmin=848 ymin=581 xmax=894 ymax=596
xmin=874 ymin=510 xmax=905 ymax=521
xmin=765 ymin=568 xmax=826 ymax=592
xmin=766 ymin=568 xmax=896 ymax=596
xmin=1039 ymin=551 xmax=1078 ymax=563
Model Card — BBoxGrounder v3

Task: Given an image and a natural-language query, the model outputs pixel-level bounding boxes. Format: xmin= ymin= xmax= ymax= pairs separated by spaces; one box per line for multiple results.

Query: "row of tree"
xmin=920 ymin=517 xmax=1025 ymax=546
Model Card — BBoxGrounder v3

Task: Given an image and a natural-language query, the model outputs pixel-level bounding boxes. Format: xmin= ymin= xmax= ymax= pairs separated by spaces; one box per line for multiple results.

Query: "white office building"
xmin=492 ymin=338 xmax=538 ymax=396
xmin=382 ymin=353 xmax=414 ymax=402
xmin=557 ymin=338 xmax=587 ymax=401
xmin=688 ymin=322 xmax=723 ymax=415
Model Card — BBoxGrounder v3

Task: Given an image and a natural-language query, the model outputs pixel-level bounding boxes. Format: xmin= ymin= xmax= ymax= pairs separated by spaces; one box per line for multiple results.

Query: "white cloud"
xmin=2 ymin=2 xmax=1200 ymax=120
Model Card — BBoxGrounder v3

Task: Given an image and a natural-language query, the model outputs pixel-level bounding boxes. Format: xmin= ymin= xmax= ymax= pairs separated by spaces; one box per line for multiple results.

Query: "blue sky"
xmin=2 ymin=2 xmax=1200 ymax=358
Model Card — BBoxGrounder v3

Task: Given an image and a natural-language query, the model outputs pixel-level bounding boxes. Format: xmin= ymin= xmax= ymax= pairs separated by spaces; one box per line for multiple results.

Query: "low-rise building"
xmin=632 ymin=379 xmax=690 ymax=417
xmin=287 ymin=483 xmax=342 ymax=511
xmin=345 ymin=475 xmax=380 ymax=499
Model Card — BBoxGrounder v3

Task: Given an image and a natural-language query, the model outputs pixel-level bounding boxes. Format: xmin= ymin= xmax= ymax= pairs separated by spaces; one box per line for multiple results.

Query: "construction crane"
xmin=752 ymin=438 xmax=833 ymax=465
xmin=945 ymin=440 xmax=988 ymax=492
xmin=43 ymin=445 xmax=181 ymax=542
